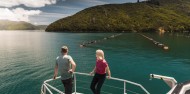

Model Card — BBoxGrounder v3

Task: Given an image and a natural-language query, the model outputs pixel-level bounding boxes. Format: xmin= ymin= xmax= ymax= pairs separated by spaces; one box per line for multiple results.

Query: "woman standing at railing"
xmin=90 ymin=49 xmax=111 ymax=94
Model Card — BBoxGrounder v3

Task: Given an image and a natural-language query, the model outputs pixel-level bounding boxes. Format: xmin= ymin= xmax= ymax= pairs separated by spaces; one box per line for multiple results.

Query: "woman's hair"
xmin=96 ymin=49 xmax=104 ymax=60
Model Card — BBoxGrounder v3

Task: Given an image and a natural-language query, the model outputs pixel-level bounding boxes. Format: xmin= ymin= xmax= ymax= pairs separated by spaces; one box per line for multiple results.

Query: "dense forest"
xmin=46 ymin=0 xmax=190 ymax=33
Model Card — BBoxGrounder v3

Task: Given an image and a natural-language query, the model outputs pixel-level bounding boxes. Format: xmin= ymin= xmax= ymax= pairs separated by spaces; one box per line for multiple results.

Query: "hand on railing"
xmin=53 ymin=75 xmax=56 ymax=80
xmin=89 ymin=71 xmax=94 ymax=76
xmin=68 ymin=69 xmax=73 ymax=74
xmin=107 ymin=76 xmax=111 ymax=79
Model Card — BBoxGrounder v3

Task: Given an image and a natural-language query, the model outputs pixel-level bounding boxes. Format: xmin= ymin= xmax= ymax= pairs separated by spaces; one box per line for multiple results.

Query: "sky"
xmin=0 ymin=0 xmax=143 ymax=25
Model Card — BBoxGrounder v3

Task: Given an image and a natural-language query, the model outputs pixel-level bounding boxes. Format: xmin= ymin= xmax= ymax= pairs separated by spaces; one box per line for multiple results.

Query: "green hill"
xmin=46 ymin=0 xmax=190 ymax=32
xmin=0 ymin=20 xmax=47 ymax=30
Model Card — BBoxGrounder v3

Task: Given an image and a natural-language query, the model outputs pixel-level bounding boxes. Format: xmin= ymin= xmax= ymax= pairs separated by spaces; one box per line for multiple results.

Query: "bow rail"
xmin=41 ymin=72 xmax=150 ymax=94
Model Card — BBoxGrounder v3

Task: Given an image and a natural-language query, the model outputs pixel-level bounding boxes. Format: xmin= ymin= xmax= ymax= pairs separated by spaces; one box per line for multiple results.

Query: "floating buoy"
xmin=158 ymin=43 xmax=164 ymax=47
xmin=163 ymin=46 xmax=169 ymax=50
xmin=139 ymin=33 xmax=169 ymax=51
xmin=80 ymin=33 xmax=122 ymax=48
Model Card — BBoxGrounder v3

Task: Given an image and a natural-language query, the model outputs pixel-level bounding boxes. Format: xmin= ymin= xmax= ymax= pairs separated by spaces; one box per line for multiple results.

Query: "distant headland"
xmin=0 ymin=20 xmax=47 ymax=30
xmin=45 ymin=0 xmax=190 ymax=33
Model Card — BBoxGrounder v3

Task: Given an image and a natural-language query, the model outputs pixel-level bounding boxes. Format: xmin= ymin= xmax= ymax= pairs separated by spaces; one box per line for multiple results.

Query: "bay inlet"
xmin=0 ymin=31 xmax=190 ymax=94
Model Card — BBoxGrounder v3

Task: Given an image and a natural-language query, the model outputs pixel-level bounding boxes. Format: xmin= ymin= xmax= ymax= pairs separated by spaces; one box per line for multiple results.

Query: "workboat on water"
xmin=41 ymin=72 xmax=190 ymax=94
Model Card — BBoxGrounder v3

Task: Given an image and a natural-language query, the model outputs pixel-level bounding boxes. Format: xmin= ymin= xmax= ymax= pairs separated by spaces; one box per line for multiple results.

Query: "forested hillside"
xmin=46 ymin=0 xmax=190 ymax=32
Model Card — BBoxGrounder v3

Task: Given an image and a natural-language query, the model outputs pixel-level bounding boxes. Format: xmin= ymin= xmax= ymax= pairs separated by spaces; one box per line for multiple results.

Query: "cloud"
xmin=29 ymin=12 xmax=71 ymax=25
xmin=52 ymin=5 xmax=82 ymax=10
xmin=83 ymin=0 xmax=108 ymax=5
xmin=39 ymin=12 xmax=71 ymax=18
xmin=0 ymin=0 xmax=56 ymax=8
xmin=30 ymin=12 xmax=71 ymax=25
xmin=62 ymin=0 xmax=108 ymax=7
xmin=0 ymin=8 xmax=41 ymax=22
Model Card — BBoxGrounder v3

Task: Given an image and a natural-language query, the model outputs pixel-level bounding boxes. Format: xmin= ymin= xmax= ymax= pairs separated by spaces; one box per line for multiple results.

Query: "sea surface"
xmin=0 ymin=30 xmax=190 ymax=94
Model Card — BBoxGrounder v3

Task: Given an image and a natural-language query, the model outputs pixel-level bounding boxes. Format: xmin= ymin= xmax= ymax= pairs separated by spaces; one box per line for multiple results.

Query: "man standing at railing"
xmin=53 ymin=46 xmax=76 ymax=94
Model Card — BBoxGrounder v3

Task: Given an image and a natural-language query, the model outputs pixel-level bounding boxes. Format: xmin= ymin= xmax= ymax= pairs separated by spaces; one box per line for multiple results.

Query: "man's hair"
xmin=61 ymin=46 xmax=68 ymax=53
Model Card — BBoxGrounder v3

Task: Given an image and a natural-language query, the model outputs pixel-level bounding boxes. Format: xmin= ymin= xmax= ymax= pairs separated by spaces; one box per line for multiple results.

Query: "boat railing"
xmin=41 ymin=72 xmax=150 ymax=94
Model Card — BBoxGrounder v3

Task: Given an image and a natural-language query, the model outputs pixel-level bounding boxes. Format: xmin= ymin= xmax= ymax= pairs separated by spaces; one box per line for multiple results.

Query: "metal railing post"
xmin=43 ymin=84 xmax=46 ymax=94
xmin=74 ymin=73 xmax=77 ymax=94
xmin=124 ymin=82 xmax=126 ymax=94
xmin=44 ymin=84 xmax=53 ymax=94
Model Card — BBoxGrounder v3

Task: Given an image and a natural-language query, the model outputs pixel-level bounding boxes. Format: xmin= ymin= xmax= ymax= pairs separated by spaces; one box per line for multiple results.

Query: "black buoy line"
xmin=139 ymin=33 xmax=169 ymax=50
xmin=80 ymin=33 xmax=122 ymax=48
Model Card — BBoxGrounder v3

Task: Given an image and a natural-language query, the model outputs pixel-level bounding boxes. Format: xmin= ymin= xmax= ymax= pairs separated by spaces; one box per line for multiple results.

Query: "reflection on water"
xmin=0 ymin=31 xmax=190 ymax=94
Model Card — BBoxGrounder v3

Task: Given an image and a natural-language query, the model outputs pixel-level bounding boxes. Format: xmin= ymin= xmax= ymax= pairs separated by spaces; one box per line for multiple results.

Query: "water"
xmin=0 ymin=31 xmax=190 ymax=94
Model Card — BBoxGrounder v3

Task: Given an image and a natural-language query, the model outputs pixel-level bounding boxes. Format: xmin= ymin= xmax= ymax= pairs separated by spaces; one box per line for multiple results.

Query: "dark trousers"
xmin=90 ymin=73 xmax=106 ymax=94
xmin=61 ymin=78 xmax=73 ymax=94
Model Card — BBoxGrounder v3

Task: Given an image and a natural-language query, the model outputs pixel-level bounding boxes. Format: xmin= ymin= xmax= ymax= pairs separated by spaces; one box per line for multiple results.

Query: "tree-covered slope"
xmin=46 ymin=0 xmax=190 ymax=32
xmin=0 ymin=20 xmax=47 ymax=30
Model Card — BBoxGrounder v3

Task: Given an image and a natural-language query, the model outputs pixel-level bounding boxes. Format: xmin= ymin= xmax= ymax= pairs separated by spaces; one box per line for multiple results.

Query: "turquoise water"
xmin=0 ymin=31 xmax=190 ymax=94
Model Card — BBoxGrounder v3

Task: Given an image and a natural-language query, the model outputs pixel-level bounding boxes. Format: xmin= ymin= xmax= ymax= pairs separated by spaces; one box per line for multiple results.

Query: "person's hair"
xmin=96 ymin=49 xmax=104 ymax=60
xmin=61 ymin=46 xmax=68 ymax=53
